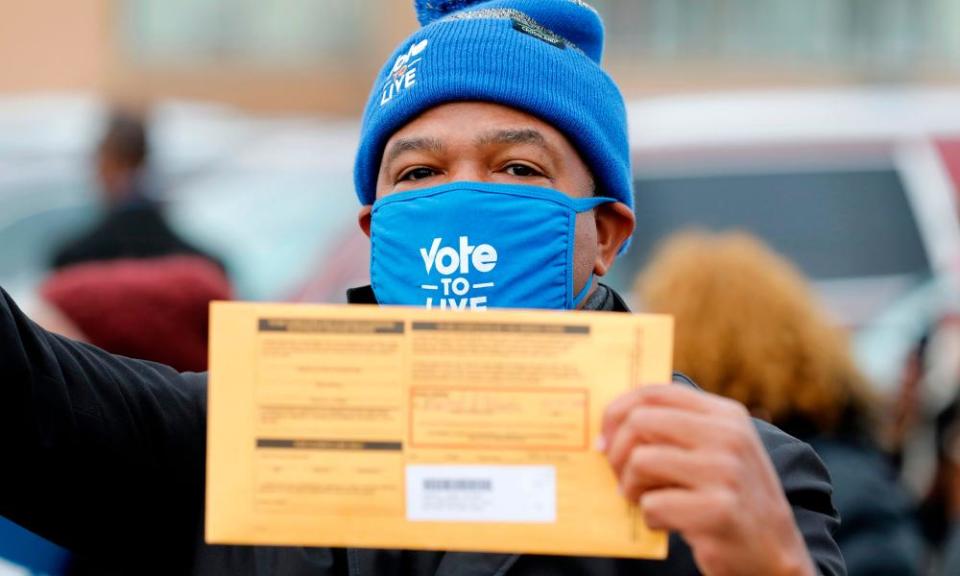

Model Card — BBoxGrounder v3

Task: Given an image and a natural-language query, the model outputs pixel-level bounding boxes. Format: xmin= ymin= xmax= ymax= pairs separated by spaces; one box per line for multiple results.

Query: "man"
xmin=50 ymin=110 xmax=223 ymax=272
xmin=0 ymin=1 xmax=844 ymax=575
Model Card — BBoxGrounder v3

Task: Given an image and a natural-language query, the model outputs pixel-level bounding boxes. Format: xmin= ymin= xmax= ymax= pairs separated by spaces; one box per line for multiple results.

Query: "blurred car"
xmin=1 ymin=88 xmax=959 ymax=393
xmin=613 ymin=88 xmax=960 ymax=395
xmin=0 ymin=94 xmax=361 ymax=307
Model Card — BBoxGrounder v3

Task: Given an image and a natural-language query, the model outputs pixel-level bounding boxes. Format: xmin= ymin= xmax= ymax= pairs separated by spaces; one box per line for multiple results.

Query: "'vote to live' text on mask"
xmin=370 ymin=182 xmax=614 ymax=310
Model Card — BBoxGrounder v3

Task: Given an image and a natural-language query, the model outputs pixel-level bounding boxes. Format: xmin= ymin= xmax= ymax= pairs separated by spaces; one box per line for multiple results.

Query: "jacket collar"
xmin=345 ymin=284 xmax=632 ymax=313
xmin=435 ymin=552 xmax=519 ymax=576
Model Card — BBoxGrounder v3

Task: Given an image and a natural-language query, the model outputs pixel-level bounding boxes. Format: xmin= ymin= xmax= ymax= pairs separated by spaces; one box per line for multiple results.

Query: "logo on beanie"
xmin=419 ymin=236 xmax=498 ymax=310
xmin=380 ymin=39 xmax=429 ymax=106
xmin=511 ymin=16 xmax=566 ymax=49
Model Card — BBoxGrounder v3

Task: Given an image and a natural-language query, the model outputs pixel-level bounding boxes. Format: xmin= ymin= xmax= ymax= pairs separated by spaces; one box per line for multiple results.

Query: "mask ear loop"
xmin=571 ymin=273 xmax=595 ymax=308
xmin=568 ymin=196 xmax=614 ymax=309
xmin=572 ymin=196 xmax=617 ymax=211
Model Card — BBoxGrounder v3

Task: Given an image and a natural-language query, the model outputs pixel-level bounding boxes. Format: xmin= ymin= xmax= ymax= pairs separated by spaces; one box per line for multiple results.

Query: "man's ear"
xmin=358 ymin=205 xmax=373 ymax=237
xmin=593 ymin=202 xmax=635 ymax=277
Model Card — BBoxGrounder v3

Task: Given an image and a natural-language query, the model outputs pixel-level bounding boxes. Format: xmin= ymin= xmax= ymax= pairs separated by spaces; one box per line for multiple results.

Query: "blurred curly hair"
xmin=635 ymin=231 xmax=874 ymax=435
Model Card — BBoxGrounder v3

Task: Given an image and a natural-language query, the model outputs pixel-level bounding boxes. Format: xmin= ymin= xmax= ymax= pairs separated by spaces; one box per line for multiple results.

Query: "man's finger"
xmin=605 ymin=407 xmax=731 ymax=474
xmin=599 ymin=384 xmax=669 ymax=448
xmin=633 ymin=385 xmax=747 ymax=418
xmin=600 ymin=384 xmax=749 ymax=449
xmin=640 ymin=488 xmax=736 ymax=536
xmin=618 ymin=445 xmax=703 ymax=502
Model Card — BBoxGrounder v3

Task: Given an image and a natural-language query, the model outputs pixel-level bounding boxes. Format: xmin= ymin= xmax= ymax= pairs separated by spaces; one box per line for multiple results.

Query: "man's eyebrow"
xmin=383 ymin=137 xmax=444 ymax=167
xmin=475 ymin=128 xmax=549 ymax=149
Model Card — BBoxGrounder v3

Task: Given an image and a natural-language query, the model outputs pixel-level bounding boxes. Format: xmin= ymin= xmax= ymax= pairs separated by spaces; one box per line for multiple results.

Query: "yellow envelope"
xmin=206 ymin=302 xmax=672 ymax=559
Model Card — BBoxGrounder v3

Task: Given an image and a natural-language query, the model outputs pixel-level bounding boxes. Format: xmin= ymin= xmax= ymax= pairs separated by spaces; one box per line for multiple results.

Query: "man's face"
xmin=359 ymin=101 xmax=634 ymax=307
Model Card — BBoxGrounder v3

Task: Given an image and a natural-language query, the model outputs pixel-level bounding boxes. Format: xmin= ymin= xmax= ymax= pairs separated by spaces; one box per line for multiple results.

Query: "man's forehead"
xmin=388 ymin=102 xmax=563 ymax=141
xmin=382 ymin=104 xmax=570 ymax=160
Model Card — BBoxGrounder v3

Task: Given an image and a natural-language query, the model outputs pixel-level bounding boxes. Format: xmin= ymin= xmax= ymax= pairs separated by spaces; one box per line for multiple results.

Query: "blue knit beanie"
xmin=353 ymin=0 xmax=632 ymax=212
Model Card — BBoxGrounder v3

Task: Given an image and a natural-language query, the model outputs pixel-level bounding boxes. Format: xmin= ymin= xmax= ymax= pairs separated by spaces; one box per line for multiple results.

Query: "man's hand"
xmin=600 ymin=385 xmax=815 ymax=576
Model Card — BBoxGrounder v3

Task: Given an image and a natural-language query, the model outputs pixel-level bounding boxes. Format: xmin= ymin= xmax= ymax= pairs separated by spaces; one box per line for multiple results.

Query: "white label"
xmin=405 ymin=464 xmax=556 ymax=523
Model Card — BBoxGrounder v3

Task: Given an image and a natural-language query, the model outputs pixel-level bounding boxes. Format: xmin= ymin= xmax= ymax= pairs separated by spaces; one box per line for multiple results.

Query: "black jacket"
xmin=0 ymin=285 xmax=845 ymax=575
xmin=807 ymin=437 xmax=922 ymax=576
xmin=50 ymin=201 xmax=223 ymax=272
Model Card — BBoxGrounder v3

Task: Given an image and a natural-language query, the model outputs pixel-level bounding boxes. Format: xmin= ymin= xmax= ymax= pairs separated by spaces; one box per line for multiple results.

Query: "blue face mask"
xmin=370 ymin=182 xmax=616 ymax=310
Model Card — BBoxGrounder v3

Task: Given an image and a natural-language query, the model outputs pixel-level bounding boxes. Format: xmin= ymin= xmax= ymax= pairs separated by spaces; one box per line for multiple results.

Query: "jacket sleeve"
xmin=756 ymin=420 xmax=846 ymax=576
xmin=0 ymin=287 xmax=207 ymax=569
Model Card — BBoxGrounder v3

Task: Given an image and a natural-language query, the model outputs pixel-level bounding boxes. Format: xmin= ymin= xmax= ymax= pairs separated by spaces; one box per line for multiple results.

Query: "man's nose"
xmin=446 ymin=162 xmax=489 ymax=183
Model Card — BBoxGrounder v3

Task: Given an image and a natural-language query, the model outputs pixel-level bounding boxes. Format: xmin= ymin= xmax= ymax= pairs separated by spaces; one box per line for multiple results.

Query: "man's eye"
xmin=504 ymin=164 xmax=544 ymax=178
xmin=398 ymin=167 xmax=436 ymax=181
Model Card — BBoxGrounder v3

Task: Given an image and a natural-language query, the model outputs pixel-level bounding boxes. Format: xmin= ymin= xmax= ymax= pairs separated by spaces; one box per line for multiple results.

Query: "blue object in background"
xmin=0 ymin=517 xmax=71 ymax=575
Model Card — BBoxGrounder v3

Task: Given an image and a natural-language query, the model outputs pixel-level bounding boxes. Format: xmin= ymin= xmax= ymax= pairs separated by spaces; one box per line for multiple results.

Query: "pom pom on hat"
xmin=414 ymin=0 xmax=604 ymax=63
xmin=414 ymin=0 xmax=488 ymax=26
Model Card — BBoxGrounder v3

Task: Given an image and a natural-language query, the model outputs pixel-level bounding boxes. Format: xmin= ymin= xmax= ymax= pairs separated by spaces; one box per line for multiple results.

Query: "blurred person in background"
xmin=1 ymin=111 xmax=232 ymax=576
xmin=50 ymin=109 xmax=224 ymax=273
xmin=38 ymin=255 xmax=232 ymax=372
xmin=934 ymin=389 xmax=960 ymax=575
xmin=636 ymin=231 xmax=925 ymax=576
xmin=892 ymin=315 xmax=960 ymax=573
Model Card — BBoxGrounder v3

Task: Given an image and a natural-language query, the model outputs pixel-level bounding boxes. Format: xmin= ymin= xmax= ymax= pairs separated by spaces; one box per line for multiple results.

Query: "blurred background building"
xmin=2 ymin=0 xmax=958 ymax=381
xmin=2 ymin=0 xmax=959 ymax=379
xmin=1 ymin=1 xmax=959 ymax=572
xmin=6 ymin=1 xmax=960 ymax=106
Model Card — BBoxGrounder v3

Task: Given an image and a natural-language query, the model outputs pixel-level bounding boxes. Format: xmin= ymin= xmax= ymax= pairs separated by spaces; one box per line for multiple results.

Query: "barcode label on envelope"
xmin=406 ymin=465 xmax=556 ymax=523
